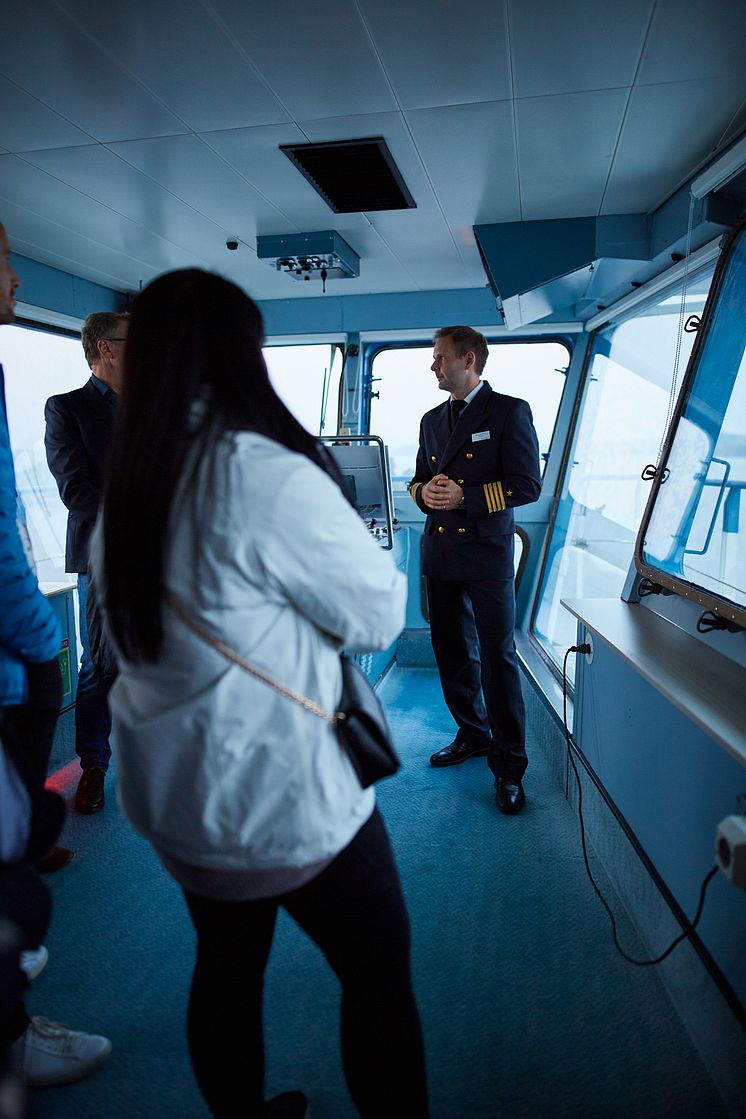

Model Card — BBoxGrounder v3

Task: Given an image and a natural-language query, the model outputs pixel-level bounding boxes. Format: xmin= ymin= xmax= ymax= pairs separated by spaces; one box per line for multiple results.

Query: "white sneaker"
xmin=15 ymin=1017 xmax=111 ymax=1087
xmin=20 ymin=945 xmax=48 ymax=982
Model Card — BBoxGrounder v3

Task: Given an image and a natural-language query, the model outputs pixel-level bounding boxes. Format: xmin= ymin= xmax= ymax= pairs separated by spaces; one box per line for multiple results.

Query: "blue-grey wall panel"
xmin=257 ymin=287 xmax=501 ymax=337
xmin=10 ymin=252 xmax=123 ymax=319
xmin=574 ymin=627 xmax=746 ymax=1005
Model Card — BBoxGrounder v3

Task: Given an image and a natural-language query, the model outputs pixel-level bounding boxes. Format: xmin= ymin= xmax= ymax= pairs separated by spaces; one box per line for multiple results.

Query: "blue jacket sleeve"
xmin=1 ymin=390 xmax=61 ymax=665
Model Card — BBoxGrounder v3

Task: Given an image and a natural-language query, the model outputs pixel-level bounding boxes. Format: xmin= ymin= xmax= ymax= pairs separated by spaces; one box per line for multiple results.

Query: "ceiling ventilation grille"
xmin=280 ymin=137 xmax=416 ymax=214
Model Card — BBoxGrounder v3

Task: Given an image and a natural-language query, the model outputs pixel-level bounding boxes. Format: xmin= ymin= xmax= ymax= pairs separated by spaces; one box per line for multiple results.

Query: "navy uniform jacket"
xmin=45 ymin=378 xmax=115 ymax=574
xmin=409 ymin=381 xmax=541 ymax=581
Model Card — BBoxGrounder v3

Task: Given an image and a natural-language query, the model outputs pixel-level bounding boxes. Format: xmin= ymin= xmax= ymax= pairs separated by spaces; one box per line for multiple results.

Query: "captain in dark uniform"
xmin=409 ymin=326 xmax=541 ymax=814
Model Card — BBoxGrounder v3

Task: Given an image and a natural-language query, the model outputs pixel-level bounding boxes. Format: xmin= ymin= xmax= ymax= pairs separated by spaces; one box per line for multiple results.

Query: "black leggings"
xmin=183 ymin=807 xmax=428 ymax=1118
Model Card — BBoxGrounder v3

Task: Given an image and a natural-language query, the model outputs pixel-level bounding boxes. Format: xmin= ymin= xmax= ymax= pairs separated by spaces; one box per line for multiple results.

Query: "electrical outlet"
xmin=715 ymin=816 xmax=746 ymax=889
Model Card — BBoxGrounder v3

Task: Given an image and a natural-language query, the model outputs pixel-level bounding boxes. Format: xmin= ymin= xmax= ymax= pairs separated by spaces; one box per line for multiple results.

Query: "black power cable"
xmin=562 ymin=645 xmax=718 ymax=966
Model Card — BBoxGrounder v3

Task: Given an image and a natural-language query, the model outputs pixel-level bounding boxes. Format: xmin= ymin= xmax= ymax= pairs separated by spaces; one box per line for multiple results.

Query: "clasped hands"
xmin=422 ymin=474 xmax=463 ymax=511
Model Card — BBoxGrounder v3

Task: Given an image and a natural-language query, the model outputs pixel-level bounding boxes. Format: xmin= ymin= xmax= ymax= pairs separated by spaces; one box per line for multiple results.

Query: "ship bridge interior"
xmin=1 ymin=2 xmax=746 ymax=1118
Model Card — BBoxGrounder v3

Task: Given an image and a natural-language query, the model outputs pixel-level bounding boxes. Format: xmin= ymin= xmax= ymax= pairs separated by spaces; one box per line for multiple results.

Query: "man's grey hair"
xmin=81 ymin=311 xmax=130 ymax=369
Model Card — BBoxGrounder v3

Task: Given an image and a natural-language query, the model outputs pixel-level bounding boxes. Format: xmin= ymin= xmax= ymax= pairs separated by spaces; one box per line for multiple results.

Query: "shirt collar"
xmin=90 ymin=372 xmax=114 ymax=396
xmin=451 ymin=380 xmax=483 ymax=408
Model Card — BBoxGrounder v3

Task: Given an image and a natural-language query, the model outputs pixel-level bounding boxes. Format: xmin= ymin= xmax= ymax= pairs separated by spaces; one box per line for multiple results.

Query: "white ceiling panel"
xmin=638 ymin=0 xmax=746 ymax=85
xmin=19 ymin=144 xmax=240 ymax=266
xmin=0 ymin=154 xmax=208 ymax=278
xmin=511 ymin=0 xmax=653 ymax=98
xmin=603 ymin=78 xmax=746 ymax=213
xmin=0 ymin=75 xmax=93 ymax=153
xmin=406 ymin=102 xmax=520 ymax=228
xmin=199 ymin=125 xmax=338 ymax=234
xmin=208 ymin=0 xmax=396 ymax=121
xmin=57 ymin=0 xmax=290 ymax=132
xmin=108 ymin=134 xmax=297 ymax=244
xmin=0 ymin=1 xmax=742 ymax=306
xmin=358 ymin=0 xmax=511 ymax=109
xmin=516 ymin=88 xmax=628 ymax=219
xmin=1 ymin=196 xmax=165 ymax=291
xmin=1 ymin=2 xmax=187 ymax=143
xmin=720 ymin=104 xmax=746 ymax=151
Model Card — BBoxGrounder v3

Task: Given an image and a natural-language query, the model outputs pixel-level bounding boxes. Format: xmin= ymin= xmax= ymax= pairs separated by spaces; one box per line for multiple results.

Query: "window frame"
xmin=262 ymin=338 xmax=345 ymax=437
xmin=634 ymin=219 xmax=746 ymax=627
xmin=528 ymin=255 xmax=720 ymax=682
xmin=364 ymin=334 xmax=573 ymax=476
xmin=13 ymin=316 xmax=81 ymax=343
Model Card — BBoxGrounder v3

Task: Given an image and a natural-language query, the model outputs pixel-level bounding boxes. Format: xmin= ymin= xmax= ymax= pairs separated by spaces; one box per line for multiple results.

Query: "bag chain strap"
xmin=165 ymin=593 xmax=344 ymax=727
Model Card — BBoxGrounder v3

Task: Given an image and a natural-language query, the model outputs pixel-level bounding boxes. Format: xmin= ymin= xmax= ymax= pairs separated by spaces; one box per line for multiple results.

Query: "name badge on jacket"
xmin=472 ymin=431 xmax=490 ymax=442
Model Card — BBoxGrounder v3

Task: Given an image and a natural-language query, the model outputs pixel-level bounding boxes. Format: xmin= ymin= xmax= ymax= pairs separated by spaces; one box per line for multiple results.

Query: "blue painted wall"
xmin=11 ymin=253 xmax=124 ymax=319
xmin=257 ymin=286 xmax=502 ymax=337
xmin=574 ymin=621 xmax=746 ymax=1006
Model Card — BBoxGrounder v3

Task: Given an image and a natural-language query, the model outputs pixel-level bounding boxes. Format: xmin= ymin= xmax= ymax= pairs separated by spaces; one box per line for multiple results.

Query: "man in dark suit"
xmin=409 ymin=326 xmax=541 ymax=814
xmin=45 ymin=311 xmax=128 ymax=814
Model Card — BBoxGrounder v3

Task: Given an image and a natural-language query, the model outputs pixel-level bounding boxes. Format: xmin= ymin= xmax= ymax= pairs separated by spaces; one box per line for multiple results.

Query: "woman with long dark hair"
xmin=91 ymin=270 xmax=428 ymax=1119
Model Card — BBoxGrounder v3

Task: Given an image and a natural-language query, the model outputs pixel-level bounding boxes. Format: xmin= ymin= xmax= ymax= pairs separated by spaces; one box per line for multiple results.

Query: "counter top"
xmin=562 ymin=597 xmax=746 ymax=767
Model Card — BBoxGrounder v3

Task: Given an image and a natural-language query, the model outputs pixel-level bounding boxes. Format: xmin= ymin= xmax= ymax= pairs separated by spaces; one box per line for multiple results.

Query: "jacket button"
xmin=438 ymin=526 xmax=445 ymax=534
xmin=457 ymin=478 xmax=464 ymax=485
xmin=458 ymin=527 xmax=466 ymax=534
xmin=466 ymin=453 xmax=473 ymax=460
xmin=431 ymin=455 xmax=437 ymax=462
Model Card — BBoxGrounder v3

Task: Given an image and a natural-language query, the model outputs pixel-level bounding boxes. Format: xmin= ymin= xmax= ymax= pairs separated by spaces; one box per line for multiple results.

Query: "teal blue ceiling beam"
xmin=474 ymin=191 xmax=741 ymax=329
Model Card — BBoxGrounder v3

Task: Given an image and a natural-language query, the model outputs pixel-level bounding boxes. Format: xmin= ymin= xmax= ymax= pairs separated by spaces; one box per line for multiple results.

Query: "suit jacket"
xmin=45 ymin=378 xmax=116 ymax=574
xmin=409 ymin=381 xmax=541 ymax=581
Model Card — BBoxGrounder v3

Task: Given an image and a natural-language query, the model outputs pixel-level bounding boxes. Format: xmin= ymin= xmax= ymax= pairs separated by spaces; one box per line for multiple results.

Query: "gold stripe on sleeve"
xmin=410 ymin=482 xmax=422 ymax=505
xmin=496 ymin=481 xmax=506 ymax=511
xmin=483 ymin=482 xmax=495 ymax=512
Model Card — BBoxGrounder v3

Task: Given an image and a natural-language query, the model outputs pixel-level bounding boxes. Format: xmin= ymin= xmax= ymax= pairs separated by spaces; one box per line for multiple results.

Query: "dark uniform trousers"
xmin=410 ymin=381 xmax=541 ymax=783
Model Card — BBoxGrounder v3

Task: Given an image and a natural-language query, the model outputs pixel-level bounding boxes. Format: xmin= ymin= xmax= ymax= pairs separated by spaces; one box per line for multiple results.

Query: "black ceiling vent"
xmin=280 ymin=137 xmax=416 ymax=214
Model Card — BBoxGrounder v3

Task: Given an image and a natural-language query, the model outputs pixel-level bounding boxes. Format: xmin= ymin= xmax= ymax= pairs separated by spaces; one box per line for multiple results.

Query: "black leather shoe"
xmin=430 ymin=737 xmax=489 ymax=767
xmin=75 ymin=768 xmax=105 ymax=814
xmin=495 ymin=777 xmax=526 ymax=815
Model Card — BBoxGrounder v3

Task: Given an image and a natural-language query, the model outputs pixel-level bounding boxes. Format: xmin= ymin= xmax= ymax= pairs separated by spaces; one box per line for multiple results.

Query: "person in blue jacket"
xmin=409 ymin=326 xmax=542 ymax=815
xmin=0 ymin=224 xmax=63 ymax=813
xmin=0 ymin=219 xmax=111 ymax=1091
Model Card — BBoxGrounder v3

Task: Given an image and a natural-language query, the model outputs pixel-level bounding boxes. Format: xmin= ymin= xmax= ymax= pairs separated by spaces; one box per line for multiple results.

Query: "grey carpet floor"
xmin=26 ymin=667 xmax=726 ymax=1119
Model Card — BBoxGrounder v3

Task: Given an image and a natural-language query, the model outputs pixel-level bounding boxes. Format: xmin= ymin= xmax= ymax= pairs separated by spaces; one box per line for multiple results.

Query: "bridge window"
xmin=532 ymin=264 xmax=716 ymax=677
xmin=2 ymin=323 xmax=88 ymax=585
xmin=638 ymin=223 xmax=746 ymax=624
xmin=3 ymin=329 xmax=344 ymax=588
xmin=264 ymin=342 xmax=343 ymax=437
xmin=368 ymin=339 xmax=569 ymax=480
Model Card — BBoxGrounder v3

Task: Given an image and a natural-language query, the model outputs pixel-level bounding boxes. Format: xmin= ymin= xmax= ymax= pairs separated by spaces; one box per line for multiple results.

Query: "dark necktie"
xmin=450 ymin=398 xmax=466 ymax=431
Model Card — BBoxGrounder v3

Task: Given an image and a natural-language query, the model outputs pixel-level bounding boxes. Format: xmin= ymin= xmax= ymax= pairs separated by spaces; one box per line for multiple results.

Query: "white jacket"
xmin=90 ymin=433 xmax=407 ymax=871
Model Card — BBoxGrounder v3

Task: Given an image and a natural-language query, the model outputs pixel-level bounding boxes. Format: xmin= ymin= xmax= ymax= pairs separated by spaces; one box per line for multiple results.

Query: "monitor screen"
xmin=321 ymin=437 xmax=394 ymax=543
